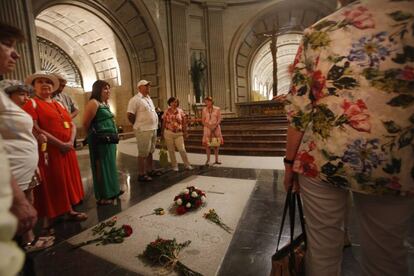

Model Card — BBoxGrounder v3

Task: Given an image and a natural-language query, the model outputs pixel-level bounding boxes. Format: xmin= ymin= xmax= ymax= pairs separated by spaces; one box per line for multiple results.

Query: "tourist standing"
xmin=0 ymin=22 xmax=37 ymax=275
xmin=283 ymin=0 xmax=414 ymax=275
xmin=161 ymin=97 xmax=193 ymax=171
xmin=127 ymin=80 xmax=161 ymax=182
xmin=51 ymin=73 xmax=79 ymax=119
xmin=201 ymin=96 xmax=223 ymax=166
xmin=83 ymin=80 xmax=121 ymax=205
xmin=23 ymin=71 xmax=87 ymax=234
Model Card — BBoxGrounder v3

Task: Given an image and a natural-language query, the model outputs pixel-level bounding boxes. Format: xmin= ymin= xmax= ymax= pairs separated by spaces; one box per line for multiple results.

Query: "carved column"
xmin=202 ymin=2 xmax=227 ymax=110
xmin=165 ymin=0 xmax=191 ymax=108
xmin=0 ymin=0 xmax=39 ymax=80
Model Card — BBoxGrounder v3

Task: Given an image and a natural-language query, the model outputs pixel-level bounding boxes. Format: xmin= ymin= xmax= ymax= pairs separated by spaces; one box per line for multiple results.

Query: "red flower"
xmin=195 ymin=200 xmax=202 ymax=208
xmin=293 ymin=151 xmax=318 ymax=178
xmin=341 ymin=99 xmax=371 ymax=132
xmin=176 ymin=206 xmax=187 ymax=215
xmin=292 ymin=45 xmax=303 ymax=69
xmin=184 ymin=194 xmax=190 ymax=200
xmin=343 ymin=6 xmax=375 ymax=29
xmin=310 ymin=70 xmax=326 ymax=101
xmin=398 ymin=66 xmax=414 ymax=81
xmin=387 ymin=177 xmax=401 ymax=191
xmin=122 ymin=224 xmax=133 ymax=237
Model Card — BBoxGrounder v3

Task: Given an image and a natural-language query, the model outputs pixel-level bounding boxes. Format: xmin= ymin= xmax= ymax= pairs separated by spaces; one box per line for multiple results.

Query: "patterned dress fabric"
xmin=285 ymin=0 xmax=414 ymax=196
xmin=201 ymin=106 xmax=224 ymax=146
xmin=23 ymin=98 xmax=84 ymax=218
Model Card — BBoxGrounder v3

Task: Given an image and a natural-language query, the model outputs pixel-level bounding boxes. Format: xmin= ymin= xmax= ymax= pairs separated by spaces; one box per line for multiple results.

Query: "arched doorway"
xmin=31 ymin=0 xmax=166 ymax=128
xmin=229 ymin=0 xmax=336 ymax=105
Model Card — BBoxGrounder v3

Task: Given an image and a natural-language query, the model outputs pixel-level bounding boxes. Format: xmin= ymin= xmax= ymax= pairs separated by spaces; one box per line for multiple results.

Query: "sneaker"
xmin=185 ymin=165 xmax=194 ymax=170
xmin=172 ymin=167 xmax=179 ymax=172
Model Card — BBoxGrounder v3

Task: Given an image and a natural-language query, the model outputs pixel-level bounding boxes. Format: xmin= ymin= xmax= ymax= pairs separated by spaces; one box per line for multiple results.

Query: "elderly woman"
xmin=83 ymin=80 xmax=121 ymax=205
xmin=161 ymin=97 xmax=193 ymax=171
xmin=23 ymin=71 xmax=87 ymax=235
xmin=0 ymin=79 xmax=53 ymax=251
xmin=201 ymin=96 xmax=223 ymax=166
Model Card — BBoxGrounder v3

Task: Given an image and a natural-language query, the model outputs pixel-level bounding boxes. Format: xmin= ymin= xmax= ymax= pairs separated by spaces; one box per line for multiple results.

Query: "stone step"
xmin=185 ymin=139 xmax=286 ymax=148
xmin=184 ymin=145 xmax=286 ymax=156
xmin=188 ymin=127 xmax=288 ymax=135
xmin=188 ymin=133 xmax=287 ymax=141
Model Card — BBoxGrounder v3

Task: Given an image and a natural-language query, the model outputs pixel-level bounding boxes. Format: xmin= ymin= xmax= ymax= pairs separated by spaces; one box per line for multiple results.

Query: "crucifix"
xmin=258 ymin=29 xmax=279 ymax=97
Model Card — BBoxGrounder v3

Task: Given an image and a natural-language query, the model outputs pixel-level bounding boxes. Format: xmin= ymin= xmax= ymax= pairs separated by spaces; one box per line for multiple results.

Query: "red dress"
xmin=23 ymin=98 xmax=84 ymax=218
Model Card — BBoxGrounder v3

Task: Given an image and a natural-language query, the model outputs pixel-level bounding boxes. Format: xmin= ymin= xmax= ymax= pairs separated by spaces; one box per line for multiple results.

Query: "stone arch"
xmin=32 ymin=0 xmax=166 ymax=107
xmin=228 ymin=0 xmax=336 ymax=104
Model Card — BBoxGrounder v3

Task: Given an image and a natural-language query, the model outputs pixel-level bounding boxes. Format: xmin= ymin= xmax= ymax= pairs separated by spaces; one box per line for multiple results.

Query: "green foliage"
xmin=387 ymin=94 xmax=414 ymax=107
xmin=388 ymin=11 xmax=413 ymax=21
xmin=383 ymin=120 xmax=402 ymax=134
xmin=383 ymin=158 xmax=402 ymax=174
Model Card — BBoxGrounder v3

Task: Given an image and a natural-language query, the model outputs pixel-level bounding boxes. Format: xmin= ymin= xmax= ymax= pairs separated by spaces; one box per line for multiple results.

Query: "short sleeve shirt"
xmin=127 ymin=92 xmax=158 ymax=131
xmin=162 ymin=107 xmax=186 ymax=132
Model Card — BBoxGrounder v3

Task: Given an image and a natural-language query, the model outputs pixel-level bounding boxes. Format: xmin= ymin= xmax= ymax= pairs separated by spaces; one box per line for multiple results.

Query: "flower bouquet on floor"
xmin=139 ymin=237 xmax=202 ymax=276
xmin=203 ymin=209 xmax=232 ymax=233
xmin=72 ymin=217 xmax=133 ymax=249
xmin=172 ymin=186 xmax=206 ymax=215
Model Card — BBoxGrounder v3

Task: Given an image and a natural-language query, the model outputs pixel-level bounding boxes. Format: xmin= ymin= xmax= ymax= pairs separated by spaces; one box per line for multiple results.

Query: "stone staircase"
xmin=185 ymin=115 xmax=288 ymax=156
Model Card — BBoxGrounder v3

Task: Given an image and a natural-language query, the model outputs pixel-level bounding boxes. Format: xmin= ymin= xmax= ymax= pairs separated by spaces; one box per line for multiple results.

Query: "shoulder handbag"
xmin=159 ymin=139 xmax=169 ymax=168
xmin=91 ymin=120 xmax=119 ymax=144
xmin=270 ymin=188 xmax=306 ymax=276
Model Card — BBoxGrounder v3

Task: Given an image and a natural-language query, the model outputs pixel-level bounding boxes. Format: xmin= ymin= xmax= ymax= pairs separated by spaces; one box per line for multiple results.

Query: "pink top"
xmin=201 ymin=106 xmax=224 ymax=146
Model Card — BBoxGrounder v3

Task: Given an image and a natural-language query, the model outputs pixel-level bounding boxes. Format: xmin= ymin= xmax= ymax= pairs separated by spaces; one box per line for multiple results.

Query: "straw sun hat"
xmin=25 ymin=70 xmax=60 ymax=92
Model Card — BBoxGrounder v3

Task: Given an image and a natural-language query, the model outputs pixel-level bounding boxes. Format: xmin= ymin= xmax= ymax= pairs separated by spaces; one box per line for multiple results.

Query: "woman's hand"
xmin=59 ymin=141 xmax=74 ymax=153
xmin=37 ymin=133 xmax=47 ymax=145
xmin=283 ymin=165 xmax=300 ymax=192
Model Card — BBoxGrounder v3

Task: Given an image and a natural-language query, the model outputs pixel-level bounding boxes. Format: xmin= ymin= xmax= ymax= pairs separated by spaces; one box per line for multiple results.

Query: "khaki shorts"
xmin=134 ymin=129 xmax=157 ymax=157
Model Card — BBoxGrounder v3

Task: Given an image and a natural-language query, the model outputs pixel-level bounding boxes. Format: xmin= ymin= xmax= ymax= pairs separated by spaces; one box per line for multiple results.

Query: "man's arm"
xmin=127 ymin=112 xmax=136 ymax=125
xmin=10 ymin=175 xmax=37 ymax=235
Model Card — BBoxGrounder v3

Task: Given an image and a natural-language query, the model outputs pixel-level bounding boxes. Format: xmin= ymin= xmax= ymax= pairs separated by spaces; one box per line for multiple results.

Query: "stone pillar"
xmin=0 ymin=0 xmax=40 ymax=80
xmin=202 ymin=2 xmax=227 ymax=110
xmin=165 ymin=0 xmax=192 ymax=110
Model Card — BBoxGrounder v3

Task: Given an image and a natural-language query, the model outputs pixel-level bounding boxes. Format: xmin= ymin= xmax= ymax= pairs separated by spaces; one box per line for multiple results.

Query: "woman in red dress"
xmin=23 ymin=71 xmax=87 ymax=234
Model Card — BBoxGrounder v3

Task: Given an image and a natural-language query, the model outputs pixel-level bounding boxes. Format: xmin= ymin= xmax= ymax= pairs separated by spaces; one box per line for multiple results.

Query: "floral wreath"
xmin=172 ymin=186 xmax=206 ymax=215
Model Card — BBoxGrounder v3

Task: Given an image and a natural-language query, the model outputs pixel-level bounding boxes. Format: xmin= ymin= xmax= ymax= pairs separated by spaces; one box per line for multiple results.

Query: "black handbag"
xmin=93 ymin=132 xmax=119 ymax=144
xmin=270 ymin=188 xmax=306 ymax=276
xmin=91 ymin=120 xmax=119 ymax=144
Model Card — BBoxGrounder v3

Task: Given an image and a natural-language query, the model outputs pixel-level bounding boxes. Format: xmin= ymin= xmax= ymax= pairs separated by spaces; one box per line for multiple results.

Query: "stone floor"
xmin=26 ymin=148 xmax=414 ymax=276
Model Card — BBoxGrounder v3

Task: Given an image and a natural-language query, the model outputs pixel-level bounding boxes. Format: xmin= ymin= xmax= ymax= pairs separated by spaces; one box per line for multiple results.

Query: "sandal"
xmin=40 ymin=226 xmax=55 ymax=236
xmin=65 ymin=212 xmax=88 ymax=221
xmin=214 ymin=161 xmax=222 ymax=165
xmin=148 ymin=170 xmax=162 ymax=177
xmin=24 ymin=236 xmax=54 ymax=253
xmin=138 ymin=174 xmax=152 ymax=182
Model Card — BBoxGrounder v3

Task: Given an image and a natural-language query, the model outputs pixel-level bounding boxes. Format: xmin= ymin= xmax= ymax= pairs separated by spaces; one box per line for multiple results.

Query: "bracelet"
xmin=283 ymin=157 xmax=295 ymax=165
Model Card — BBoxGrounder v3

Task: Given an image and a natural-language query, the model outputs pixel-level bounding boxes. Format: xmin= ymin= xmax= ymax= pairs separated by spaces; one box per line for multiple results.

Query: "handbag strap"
xmin=296 ymin=193 xmax=307 ymax=246
xmin=275 ymin=188 xmax=292 ymax=251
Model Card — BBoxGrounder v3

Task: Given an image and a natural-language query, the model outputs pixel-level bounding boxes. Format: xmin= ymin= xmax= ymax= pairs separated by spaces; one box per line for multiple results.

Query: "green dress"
xmin=87 ymin=103 xmax=120 ymax=200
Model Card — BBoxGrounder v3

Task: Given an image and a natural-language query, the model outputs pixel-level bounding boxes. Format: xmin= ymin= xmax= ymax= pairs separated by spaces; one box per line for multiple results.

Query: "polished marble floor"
xmin=26 ymin=151 xmax=414 ymax=276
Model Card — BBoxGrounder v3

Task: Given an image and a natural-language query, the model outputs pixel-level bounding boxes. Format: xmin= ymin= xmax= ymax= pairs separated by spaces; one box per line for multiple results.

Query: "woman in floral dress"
xmin=283 ymin=1 xmax=414 ymax=275
xmin=201 ymin=96 xmax=223 ymax=166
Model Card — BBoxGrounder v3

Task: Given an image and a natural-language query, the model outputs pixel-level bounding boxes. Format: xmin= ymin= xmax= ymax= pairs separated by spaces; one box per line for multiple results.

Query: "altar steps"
xmin=185 ymin=115 xmax=288 ymax=156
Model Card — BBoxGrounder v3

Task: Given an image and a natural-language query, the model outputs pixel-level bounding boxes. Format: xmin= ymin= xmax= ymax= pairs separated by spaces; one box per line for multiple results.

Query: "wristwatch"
xmin=283 ymin=157 xmax=295 ymax=165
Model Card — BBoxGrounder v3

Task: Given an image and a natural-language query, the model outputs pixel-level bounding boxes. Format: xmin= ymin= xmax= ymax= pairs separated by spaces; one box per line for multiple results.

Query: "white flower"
xmin=193 ymin=186 xmax=198 ymax=190
xmin=176 ymin=198 xmax=183 ymax=205
xmin=191 ymin=191 xmax=198 ymax=198
xmin=186 ymin=202 xmax=192 ymax=208
xmin=183 ymin=189 xmax=190 ymax=194
xmin=201 ymin=195 xmax=206 ymax=203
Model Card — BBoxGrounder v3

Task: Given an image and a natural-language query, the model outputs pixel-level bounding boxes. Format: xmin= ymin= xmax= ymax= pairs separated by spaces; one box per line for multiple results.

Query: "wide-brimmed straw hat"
xmin=0 ymin=79 xmax=33 ymax=95
xmin=25 ymin=70 xmax=60 ymax=91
